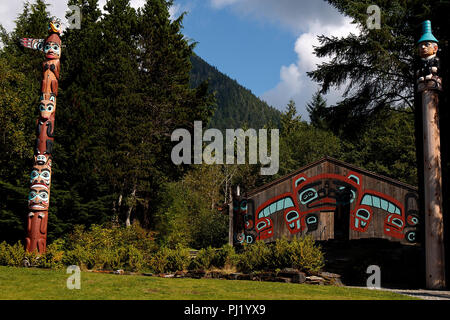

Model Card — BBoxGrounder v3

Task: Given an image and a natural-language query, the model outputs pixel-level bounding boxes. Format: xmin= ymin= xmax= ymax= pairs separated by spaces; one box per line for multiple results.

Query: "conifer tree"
xmin=306 ymin=91 xmax=328 ymax=130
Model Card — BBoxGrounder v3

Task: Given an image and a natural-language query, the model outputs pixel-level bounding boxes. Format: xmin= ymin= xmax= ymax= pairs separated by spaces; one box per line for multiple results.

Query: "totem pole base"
xmin=419 ymin=77 xmax=446 ymax=290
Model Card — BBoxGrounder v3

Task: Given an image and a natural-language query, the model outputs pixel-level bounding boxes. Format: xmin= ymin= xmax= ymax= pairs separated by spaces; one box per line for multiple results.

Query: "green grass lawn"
xmin=0 ymin=266 xmax=417 ymax=300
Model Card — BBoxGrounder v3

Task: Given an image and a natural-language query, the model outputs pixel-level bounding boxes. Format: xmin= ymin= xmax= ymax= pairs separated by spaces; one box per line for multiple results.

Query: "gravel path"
xmin=348 ymin=286 xmax=450 ymax=300
xmin=381 ymin=288 xmax=450 ymax=300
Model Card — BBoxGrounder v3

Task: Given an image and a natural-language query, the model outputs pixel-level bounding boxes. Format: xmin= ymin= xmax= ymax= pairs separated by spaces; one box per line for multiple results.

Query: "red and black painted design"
xmin=233 ymin=198 xmax=257 ymax=245
xmin=21 ymin=17 xmax=62 ymax=254
xmin=242 ymin=171 xmax=419 ymax=243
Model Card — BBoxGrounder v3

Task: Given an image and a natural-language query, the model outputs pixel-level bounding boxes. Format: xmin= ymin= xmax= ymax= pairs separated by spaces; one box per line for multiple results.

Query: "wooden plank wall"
xmin=233 ymin=159 xmax=420 ymax=246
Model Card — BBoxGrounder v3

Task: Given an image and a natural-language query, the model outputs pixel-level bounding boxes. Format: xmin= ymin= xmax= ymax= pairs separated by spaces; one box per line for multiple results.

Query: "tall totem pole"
xmin=416 ymin=20 xmax=446 ymax=289
xmin=20 ymin=17 xmax=62 ymax=254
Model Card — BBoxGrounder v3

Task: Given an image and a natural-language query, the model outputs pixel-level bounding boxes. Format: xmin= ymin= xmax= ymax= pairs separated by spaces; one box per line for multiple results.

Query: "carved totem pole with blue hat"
xmin=417 ymin=20 xmax=446 ymax=290
xmin=417 ymin=20 xmax=441 ymax=84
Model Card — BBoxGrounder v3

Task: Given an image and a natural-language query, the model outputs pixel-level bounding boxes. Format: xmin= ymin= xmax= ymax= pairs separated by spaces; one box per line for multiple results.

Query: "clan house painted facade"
xmin=230 ymin=157 xmax=420 ymax=246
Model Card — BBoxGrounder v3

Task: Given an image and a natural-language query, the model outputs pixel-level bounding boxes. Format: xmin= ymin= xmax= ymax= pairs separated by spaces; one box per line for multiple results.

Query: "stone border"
xmin=90 ymin=268 xmax=344 ymax=286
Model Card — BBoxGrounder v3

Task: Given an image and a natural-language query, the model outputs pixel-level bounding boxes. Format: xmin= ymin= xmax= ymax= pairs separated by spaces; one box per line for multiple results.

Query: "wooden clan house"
xmin=230 ymin=157 xmax=420 ymax=246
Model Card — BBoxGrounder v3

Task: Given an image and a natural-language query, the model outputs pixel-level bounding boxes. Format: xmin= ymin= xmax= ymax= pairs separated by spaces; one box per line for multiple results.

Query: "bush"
xmin=190 ymin=246 xmax=216 ymax=270
xmin=149 ymin=245 xmax=190 ymax=273
xmin=62 ymin=223 xmax=156 ymax=271
xmin=0 ymin=241 xmax=25 ymax=267
xmin=211 ymin=244 xmax=238 ymax=269
xmin=236 ymin=236 xmax=324 ymax=274
xmin=289 ymin=236 xmax=324 ymax=273
xmin=39 ymin=238 xmax=65 ymax=269
xmin=237 ymin=241 xmax=273 ymax=272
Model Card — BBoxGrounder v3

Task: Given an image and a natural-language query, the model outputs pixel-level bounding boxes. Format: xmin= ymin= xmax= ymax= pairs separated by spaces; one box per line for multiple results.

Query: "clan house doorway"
xmin=333 ymin=186 xmax=352 ymax=241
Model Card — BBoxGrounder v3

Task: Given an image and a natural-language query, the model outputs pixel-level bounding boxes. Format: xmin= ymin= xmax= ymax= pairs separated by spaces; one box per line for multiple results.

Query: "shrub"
xmin=236 ymin=236 xmax=324 ymax=273
xmin=63 ymin=244 xmax=96 ymax=270
xmin=211 ymin=244 xmax=238 ymax=269
xmin=272 ymin=238 xmax=293 ymax=269
xmin=149 ymin=245 xmax=190 ymax=273
xmin=290 ymin=236 xmax=324 ymax=273
xmin=237 ymin=241 xmax=273 ymax=272
xmin=39 ymin=238 xmax=65 ymax=269
xmin=0 ymin=241 xmax=25 ymax=267
xmin=62 ymin=223 xmax=157 ymax=272
xmin=166 ymin=245 xmax=190 ymax=272
xmin=190 ymin=246 xmax=216 ymax=270
xmin=149 ymin=248 xmax=169 ymax=274
xmin=124 ymin=245 xmax=145 ymax=271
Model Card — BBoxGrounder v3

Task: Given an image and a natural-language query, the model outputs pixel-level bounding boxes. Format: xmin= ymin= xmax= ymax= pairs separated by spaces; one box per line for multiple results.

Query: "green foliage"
xmin=149 ymin=245 xmax=190 ymax=273
xmin=237 ymin=237 xmax=324 ymax=274
xmin=63 ymin=224 xmax=156 ymax=271
xmin=190 ymin=54 xmax=281 ymax=130
xmin=287 ymin=237 xmax=325 ymax=274
xmin=307 ymin=91 xmax=329 ymax=130
xmin=212 ymin=244 xmax=238 ymax=269
xmin=156 ymin=165 xmax=229 ymax=249
xmin=237 ymin=241 xmax=273 ymax=272
xmin=276 ymin=101 xmax=342 ymax=178
xmin=190 ymin=246 xmax=217 ymax=270
xmin=189 ymin=244 xmax=239 ymax=270
xmin=0 ymin=242 xmax=25 ymax=267
xmin=37 ymin=239 xmax=66 ymax=269
xmin=342 ymin=108 xmax=418 ymax=185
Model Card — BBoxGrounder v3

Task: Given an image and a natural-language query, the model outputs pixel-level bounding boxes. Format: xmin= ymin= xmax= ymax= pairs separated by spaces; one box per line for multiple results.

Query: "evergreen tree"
xmin=308 ymin=0 xmax=449 ymax=139
xmin=277 ymin=101 xmax=342 ymax=177
xmin=190 ymin=54 xmax=281 ymax=130
xmin=280 ymin=99 xmax=302 ymax=136
xmin=306 ymin=90 xmax=328 ymax=130
xmin=0 ymin=0 xmax=51 ymax=243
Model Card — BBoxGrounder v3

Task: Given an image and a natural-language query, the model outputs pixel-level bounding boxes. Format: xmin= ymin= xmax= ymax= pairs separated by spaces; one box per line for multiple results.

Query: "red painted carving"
xmin=249 ymin=170 xmax=418 ymax=242
xmin=22 ymin=17 xmax=62 ymax=254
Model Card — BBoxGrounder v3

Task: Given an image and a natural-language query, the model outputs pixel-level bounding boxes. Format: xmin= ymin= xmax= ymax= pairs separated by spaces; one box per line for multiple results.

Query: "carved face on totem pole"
xmin=28 ymin=184 xmax=50 ymax=211
xmin=30 ymin=166 xmax=51 ymax=188
xmin=39 ymin=99 xmax=56 ymax=120
xmin=34 ymin=154 xmax=52 ymax=167
xmin=419 ymin=41 xmax=438 ymax=59
xmin=48 ymin=17 xmax=62 ymax=35
xmin=44 ymin=40 xmax=61 ymax=60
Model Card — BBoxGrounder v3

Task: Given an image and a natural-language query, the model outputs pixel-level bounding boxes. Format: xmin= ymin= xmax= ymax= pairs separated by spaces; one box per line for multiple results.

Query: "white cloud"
xmin=0 ymin=0 xmax=150 ymax=33
xmin=261 ymin=17 xmax=359 ymax=119
xmin=210 ymin=0 xmax=239 ymax=9
xmin=208 ymin=0 xmax=360 ymax=120
xmin=209 ymin=0 xmax=344 ymax=34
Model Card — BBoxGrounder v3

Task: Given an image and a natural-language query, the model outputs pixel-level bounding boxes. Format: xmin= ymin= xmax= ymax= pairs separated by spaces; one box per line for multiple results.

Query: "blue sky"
xmin=173 ymin=1 xmax=298 ymax=96
xmin=0 ymin=0 xmax=359 ymax=119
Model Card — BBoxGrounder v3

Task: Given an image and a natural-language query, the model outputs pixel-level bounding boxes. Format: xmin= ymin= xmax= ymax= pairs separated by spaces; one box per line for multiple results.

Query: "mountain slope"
xmin=190 ymin=54 xmax=281 ymax=130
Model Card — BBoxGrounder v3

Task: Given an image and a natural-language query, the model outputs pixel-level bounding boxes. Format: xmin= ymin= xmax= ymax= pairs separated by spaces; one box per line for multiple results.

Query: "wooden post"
xmin=228 ymin=200 xmax=234 ymax=246
xmin=416 ymin=20 xmax=446 ymax=290
xmin=419 ymin=80 xmax=446 ymax=289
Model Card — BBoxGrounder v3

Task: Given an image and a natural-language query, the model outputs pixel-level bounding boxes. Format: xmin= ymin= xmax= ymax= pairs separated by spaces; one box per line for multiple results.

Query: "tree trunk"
xmin=126 ymin=185 xmax=136 ymax=227
xmin=112 ymin=193 xmax=123 ymax=226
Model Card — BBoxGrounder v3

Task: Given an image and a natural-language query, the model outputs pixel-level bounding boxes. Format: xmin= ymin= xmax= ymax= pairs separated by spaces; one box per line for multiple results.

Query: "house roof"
xmin=246 ymin=156 xmax=418 ymax=197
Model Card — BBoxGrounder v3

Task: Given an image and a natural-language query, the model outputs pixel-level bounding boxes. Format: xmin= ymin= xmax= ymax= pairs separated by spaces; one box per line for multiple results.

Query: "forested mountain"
xmin=190 ymin=54 xmax=281 ymax=130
